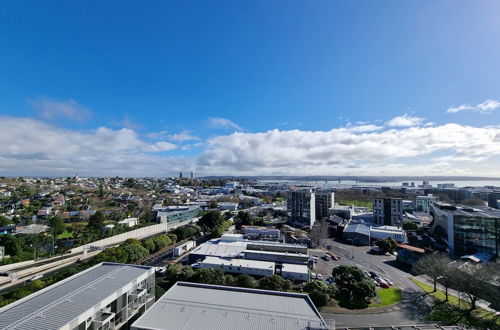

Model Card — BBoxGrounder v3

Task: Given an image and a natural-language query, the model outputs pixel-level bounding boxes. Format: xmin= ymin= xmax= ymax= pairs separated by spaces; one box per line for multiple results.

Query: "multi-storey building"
xmin=372 ymin=198 xmax=403 ymax=226
xmin=155 ymin=205 xmax=200 ymax=223
xmin=287 ymin=190 xmax=316 ymax=229
xmin=487 ymin=191 xmax=500 ymax=209
xmin=430 ymin=203 xmax=500 ymax=257
xmin=415 ymin=194 xmax=439 ymax=212
xmin=0 ymin=263 xmax=155 ymax=330
xmin=314 ymin=190 xmax=334 ymax=220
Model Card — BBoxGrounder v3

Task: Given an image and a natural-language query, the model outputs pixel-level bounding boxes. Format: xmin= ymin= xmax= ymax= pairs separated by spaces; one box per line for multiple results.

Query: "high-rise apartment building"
xmin=287 ymin=190 xmax=316 ymax=229
xmin=314 ymin=190 xmax=334 ymax=220
xmin=373 ymin=198 xmax=403 ymax=226
xmin=487 ymin=191 xmax=500 ymax=209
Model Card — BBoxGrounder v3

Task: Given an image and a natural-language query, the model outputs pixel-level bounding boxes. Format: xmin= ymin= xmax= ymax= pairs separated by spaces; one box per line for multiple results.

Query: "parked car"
xmin=312 ymin=256 xmax=319 ymax=263
xmin=323 ymin=254 xmax=331 ymax=261
xmin=379 ymin=281 xmax=390 ymax=288
xmin=369 ymin=271 xmax=378 ymax=279
xmin=383 ymin=278 xmax=394 ymax=286
xmin=326 ymin=244 xmax=332 ymax=250
xmin=317 ymin=274 xmax=323 ymax=280
xmin=311 ymin=273 xmax=317 ymax=279
xmin=362 ymin=270 xmax=370 ymax=278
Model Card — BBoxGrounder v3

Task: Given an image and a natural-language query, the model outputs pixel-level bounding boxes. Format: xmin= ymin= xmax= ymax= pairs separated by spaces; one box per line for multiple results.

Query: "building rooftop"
xmin=131 ymin=282 xmax=328 ymax=330
xmin=281 ymin=263 xmax=309 ymax=273
xmin=201 ymin=256 xmax=275 ymax=270
xmin=0 ymin=263 xmax=152 ymax=330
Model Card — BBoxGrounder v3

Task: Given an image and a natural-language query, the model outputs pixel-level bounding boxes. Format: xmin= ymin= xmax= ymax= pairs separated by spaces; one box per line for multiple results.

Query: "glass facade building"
xmin=453 ymin=214 xmax=499 ymax=257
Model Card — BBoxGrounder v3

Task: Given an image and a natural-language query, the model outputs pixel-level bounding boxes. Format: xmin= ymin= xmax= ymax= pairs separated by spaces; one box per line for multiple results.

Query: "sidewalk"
xmin=414 ymin=275 xmax=499 ymax=314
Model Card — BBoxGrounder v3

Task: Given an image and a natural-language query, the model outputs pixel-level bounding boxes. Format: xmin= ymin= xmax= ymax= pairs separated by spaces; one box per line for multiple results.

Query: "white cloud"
xmin=2 ymin=116 xmax=500 ymax=177
xmin=207 ymin=117 xmax=242 ymax=131
xmin=30 ymin=97 xmax=92 ymax=123
xmin=168 ymin=131 xmax=199 ymax=142
xmin=344 ymin=124 xmax=383 ymax=132
xmin=142 ymin=142 xmax=177 ymax=152
xmin=196 ymin=124 xmax=500 ymax=176
xmin=0 ymin=117 xmax=181 ymax=176
xmin=386 ymin=114 xmax=425 ymax=127
xmin=447 ymin=99 xmax=500 ymax=114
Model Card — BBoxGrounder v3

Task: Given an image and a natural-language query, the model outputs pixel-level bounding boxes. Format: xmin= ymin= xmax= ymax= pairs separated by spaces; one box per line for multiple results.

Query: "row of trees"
xmin=414 ymin=253 xmax=500 ymax=311
xmin=162 ymin=264 xmax=339 ymax=308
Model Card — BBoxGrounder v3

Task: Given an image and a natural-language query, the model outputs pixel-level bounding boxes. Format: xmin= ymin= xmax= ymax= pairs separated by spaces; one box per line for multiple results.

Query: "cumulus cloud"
xmin=0 ymin=117 xmax=182 ymax=177
xmin=447 ymin=99 xmax=500 ymax=114
xmin=168 ymin=131 xmax=199 ymax=142
xmin=196 ymin=124 xmax=500 ymax=175
xmin=30 ymin=97 xmax=92 ymax=123
xmin=386 ymin=114 xmax=425 ymax=127
xmin=2 ymin=116 xmax=500 ymax=177
xmin=111 ymin=115 xmax=144 ymax=130
xmin=207 ymin=117 xmax=242 ymax=131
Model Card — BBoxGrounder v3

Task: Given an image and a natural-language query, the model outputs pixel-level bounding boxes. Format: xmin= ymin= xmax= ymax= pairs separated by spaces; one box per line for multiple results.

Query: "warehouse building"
xmin=0 ymin=262 xmax=155 ymax=330
xmin=131 ymin=282 xmax=329 ymax=330
xmin=197 ymin=256 xmax=275 ymax=277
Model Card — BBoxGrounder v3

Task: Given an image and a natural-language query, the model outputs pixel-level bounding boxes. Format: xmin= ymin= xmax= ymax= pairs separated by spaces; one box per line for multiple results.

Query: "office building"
xmin=370 ymin=225 xmax=407 ymax=243
xmin=287 ymin=190 xmax=316 ymax=229
xmin=242 ymin=226 xmax=280 ymax=239
xmin=0 ymin=263 xmax=155 ymax=330
xmin=487 ymin=191 xmax=500 ymax=209
xmin=373 ymin=198 xmax=403 ymax=226
xmin=156 ymin=205 xmax=200 ymax=223
xmin=131 ymin=282 xmax=329 ymax=330
xmin=314 ymin=190 xmax=334 ymax=220
xmin=416 ymin=194 xmax=439 ymax=212
xmin=430 ymin=203 xmax=500 ymax=257
xmin=431 ymin=188 xmax=472 ymax=203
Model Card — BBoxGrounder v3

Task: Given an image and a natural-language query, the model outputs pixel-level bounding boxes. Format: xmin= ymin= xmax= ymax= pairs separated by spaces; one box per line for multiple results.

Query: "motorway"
xmin=313 ymin=238 xmax=432 ymax=328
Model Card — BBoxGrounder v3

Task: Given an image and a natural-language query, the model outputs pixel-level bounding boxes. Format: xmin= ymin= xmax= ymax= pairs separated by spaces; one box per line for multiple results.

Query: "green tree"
xmin=332 ymin=265 xmax=375 ymax=307
xmin=208 ymin=201 xmax=219 ymax=209
xmin=0 ymin=216 xmax=11 ymax=226
xmin=122 ymin=243 xmax=149 ymax=263
xmin=304 ymin=280 xmax=337 ymax=308
xmin=374 ymin=237 xmax=397 ymax=254
xmin=234 ymin=211 xmax=253 ymax=230
xmin=48 ymin=216 xmax=65 ymax=236
xmin=191 ymin=268 xmax=226 ymax=285
xmin=236 ymin=274 xmax=256 ymax=288
xmin=98 ymin=183 xmax=104 ymax=198
xmin=351 ymin=279 xmax=376 ymax=306
xmin=258 ymin=274 xmax=290 ymax=291
xmin=198 ymin=210 xmax=224 ymax=231
xmin=88 ymin=211 xmax=105 ymax=230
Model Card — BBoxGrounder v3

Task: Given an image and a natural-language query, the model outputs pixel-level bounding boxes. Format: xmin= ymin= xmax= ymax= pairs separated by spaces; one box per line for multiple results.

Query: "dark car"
xmin=369 ymin=271 xmax=378 ymax=279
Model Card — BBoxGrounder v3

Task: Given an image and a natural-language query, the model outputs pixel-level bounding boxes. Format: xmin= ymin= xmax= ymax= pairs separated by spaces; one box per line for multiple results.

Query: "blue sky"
xmin=0 ymin=1 xmax=499 ymax=177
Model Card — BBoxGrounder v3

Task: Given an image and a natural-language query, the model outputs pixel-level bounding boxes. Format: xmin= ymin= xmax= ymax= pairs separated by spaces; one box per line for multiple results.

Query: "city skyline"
xmin=1 ymin=1 xmax=500 ymax=177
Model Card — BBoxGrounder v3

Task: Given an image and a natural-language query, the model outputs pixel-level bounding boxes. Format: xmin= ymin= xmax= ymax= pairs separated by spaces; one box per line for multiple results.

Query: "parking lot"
xmin=308 ymin=240 xmax=402 ymax=289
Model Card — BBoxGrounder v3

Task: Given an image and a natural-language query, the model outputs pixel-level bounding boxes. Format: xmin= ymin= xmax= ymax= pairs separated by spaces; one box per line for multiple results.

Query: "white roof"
xmin=281 ymin=263 xmax=309 ymax=274
xmin=131 ymin=282 xmax=328 ymax=330
xmin=118 ymin=217 xmax=138 ymax=223
xmin=201 ymin=256 xmax=275 ymax=270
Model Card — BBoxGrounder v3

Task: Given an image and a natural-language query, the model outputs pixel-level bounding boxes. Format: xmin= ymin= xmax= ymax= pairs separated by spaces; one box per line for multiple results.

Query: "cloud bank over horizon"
xmin=1 ymin=115 xmax=500 ymax=178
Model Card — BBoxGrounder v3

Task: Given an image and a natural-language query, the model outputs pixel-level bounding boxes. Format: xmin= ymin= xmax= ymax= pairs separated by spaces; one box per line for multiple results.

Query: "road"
xmin=313 ymin=238 xmax=432 ymax=327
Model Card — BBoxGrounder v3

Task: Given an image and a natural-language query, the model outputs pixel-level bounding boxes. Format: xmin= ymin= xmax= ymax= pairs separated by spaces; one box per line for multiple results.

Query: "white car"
xmin=310 ymin=273 xmax=317 ymax=279
xmin=383 ymin=278 xmax=394 ymax=286
xmin=317 ymin=274 xmax=323 ymax=280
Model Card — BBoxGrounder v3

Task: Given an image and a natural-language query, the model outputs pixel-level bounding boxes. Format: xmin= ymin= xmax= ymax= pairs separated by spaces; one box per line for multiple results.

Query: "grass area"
xmin=337 ymin=200 xmax=373 ymax=211
xmin=56 ymin=231 xmax=73 ymax=239
xmin=369 ymin=288 xmax=402 ymax=307
xmin=411 ymin=278 xmax=500 ymax=328
xmin=411 ymin=278 xmax=468 ymax=308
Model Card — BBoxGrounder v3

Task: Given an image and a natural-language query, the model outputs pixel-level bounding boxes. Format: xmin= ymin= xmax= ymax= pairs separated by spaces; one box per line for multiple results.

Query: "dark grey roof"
xmin=131 ymin=282 xmax=328 ymax=330
xmin=0 ymin=263 xmax=152 ymax=330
